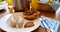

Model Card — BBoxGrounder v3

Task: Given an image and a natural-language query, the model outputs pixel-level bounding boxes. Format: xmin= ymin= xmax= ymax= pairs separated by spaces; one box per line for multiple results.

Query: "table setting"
xmin=0 ymin=0 xmax=60 ymax=32
xmin=0 ymin=12 xmax=41 ymax=32
xmin=40 ymin=16 xmax=60 ymax=32
xmin=0 ymin=12 xmax=60 ymax=32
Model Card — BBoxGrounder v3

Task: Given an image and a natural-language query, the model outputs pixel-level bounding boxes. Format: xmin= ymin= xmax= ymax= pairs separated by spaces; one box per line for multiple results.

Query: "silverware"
xmin=40 ymin=16 xmax=54 ymax=32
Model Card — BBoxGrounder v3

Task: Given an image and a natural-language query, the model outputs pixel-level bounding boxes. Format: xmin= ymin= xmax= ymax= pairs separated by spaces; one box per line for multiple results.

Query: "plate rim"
xmin=0 ymin=13 xmax=41 ymax=32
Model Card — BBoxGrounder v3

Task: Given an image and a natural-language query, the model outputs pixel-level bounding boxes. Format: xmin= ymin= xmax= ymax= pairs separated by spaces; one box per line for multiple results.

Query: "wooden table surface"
xmin=0 ymin=11 xmax=60 ymax=32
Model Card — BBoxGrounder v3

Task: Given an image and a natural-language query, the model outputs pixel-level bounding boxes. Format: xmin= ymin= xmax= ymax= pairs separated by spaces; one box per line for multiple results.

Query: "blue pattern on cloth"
xmin=40 ymin=18 xmax=60 ymax=32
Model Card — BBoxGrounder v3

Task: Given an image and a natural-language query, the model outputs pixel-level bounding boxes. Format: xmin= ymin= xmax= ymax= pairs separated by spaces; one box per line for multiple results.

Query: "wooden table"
xmin=0 ymin=11 xmax=60 ymax=32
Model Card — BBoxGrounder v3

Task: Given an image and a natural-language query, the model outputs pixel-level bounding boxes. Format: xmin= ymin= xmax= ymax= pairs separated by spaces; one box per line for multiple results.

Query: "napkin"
xmin=40 ymin=17 xmax=60 ymax=32
xmin=48 ymin=1 xmax=60 ymax=11
xmin=0 ymin=3 xmax=9 ymax=18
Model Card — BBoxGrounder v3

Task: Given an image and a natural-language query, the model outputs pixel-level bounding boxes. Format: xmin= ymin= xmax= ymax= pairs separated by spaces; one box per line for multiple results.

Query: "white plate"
xmin=0 ymin=13 xmax=41 ymax=32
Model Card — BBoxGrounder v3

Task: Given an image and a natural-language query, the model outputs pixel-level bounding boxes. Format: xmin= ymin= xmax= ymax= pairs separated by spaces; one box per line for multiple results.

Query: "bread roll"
xmin=8 ymin=13 xmax=23 ymax=28
xmin=9 ymin=16 xmax=16 ymax=27
xmin=17 ymin=16 xmax=23 ymax=28
xmin=23 ymin=10 xmax=40 ymax=20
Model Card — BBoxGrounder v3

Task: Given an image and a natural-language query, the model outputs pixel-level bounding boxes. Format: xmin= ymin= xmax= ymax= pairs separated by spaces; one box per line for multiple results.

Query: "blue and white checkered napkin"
xmin=40 ymin=17 xmax=60 ymax=32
